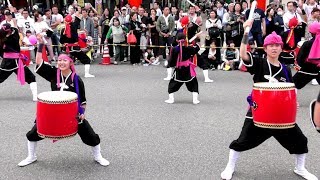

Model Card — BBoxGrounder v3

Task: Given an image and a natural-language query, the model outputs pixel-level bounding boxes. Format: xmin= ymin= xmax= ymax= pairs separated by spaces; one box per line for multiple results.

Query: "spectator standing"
xmin=17 ymin=9 xmax=35 ymax=36
xmin=51 ymin=5 xmax=63 ymax=56
xmin=80 ymin=8 xmax=94 ymax=38
xmin=0 ymin=10 xmax=17 ymax=28
xmin=283 ymin=1 xmax=304 ymax=31
xmin=156 ymin=6 xmax=175 ymax=62
xmin=206 ymin=10 xmax=222 ymax=68
xmin=138 ymin=7 xmax=148 ymax=25
xmin=106 ymin=18 xmax=128 ymax=65
xmin=241 ymin=0 xmax=249 ymax=14
xmin=223 ymin=3 xmax=235 ymax=46
xmin=121 ymin=7 xmax=129 ymax=26
xmin=110 ymin=10 xmax=123 ymax=26
xmin=33 ymin=11 xmax=55 ymax=62
xmin=229 ymin=3 xmax=245 ymax=47
xmin=154 ymin=2 xmax=162 ymax=17
xmin=170 ymin=6 xmax=179 ymax=21
xmin=120 ymin=7 xmax=129 ymax=61
xmin=305 ymin=8 xmax=320 ymax=41
xmin=148 ymin=9 xmax=159 ymax=60
xmin=245 ymin=3 xmax=266 ymax=52
xmin=274 ymin=7 xmax=285 ymax=35
xmin=99 ymin=8 xmax=113 ymax=57
xmin=265 ymin=8 xmax=275 ymax=37
xmin=216 ymin=1 xmax=227 ymax=20
xmin=128 ymin=12 xmax=142 ymax=65
xmin=301 ymin=0 xmax=319 ymax=18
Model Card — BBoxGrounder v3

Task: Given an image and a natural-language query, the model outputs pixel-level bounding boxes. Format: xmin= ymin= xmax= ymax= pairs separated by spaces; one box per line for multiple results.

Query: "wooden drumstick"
xmin=185 ymin=0 xmax=196 ymax=7
xmin=7 ymin=0 xmax=11 ymax=6
xmin=188 ymin=31 xmax=203 ymax=43
xmin=245 ymin=1 xmax=257 ymax=33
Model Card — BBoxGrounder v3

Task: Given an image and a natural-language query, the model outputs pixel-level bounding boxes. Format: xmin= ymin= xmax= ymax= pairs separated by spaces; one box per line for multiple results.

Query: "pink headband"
xmin=309 ymin=22 xmax=320 ymax=35
xmin=263 ymin=31 xmax=283 ymax=47
xmin=308 ymin=22 xmax=320 ymax=61
xmin=56 ymin=54 xmax=76 ymax=88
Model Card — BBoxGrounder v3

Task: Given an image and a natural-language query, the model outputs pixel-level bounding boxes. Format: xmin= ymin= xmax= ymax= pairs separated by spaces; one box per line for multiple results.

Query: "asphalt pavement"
xmin=0 ymin=61 xmax=319 ymax=180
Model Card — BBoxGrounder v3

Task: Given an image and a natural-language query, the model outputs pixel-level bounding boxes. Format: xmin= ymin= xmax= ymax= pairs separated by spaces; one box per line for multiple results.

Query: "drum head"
xmin=253 ymin=82 xmax=296 ymax=90
xmin=309 ymin=100 xmax=320 ymax=133
xmin=20 ymin=47 xmax=29 ymax=50
xmin=38 ymin=91 xmax=78 ymax=102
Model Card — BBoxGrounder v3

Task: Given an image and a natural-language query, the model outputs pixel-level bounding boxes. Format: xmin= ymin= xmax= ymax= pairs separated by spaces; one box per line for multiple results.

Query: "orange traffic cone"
xmin=99 ymin=45 xmax=111 ymax=65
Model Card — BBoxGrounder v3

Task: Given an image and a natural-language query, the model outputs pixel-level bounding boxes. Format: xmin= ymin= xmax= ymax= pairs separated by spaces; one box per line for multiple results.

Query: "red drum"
xmin=20 ymin=47 xmax=30 ymax=66
xmin=78 ymin=31 xmax=87 ymax=48
xmin=37 ymin=91 xmax=79 ymax=139
xmin=251 ymin=82 xmax=297 ymax=129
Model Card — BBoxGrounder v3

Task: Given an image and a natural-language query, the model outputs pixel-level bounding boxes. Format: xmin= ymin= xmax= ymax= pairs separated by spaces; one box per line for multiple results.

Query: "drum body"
xmin=252 ymin=82 xmax=297 ymax=129
xmin=37 ymin=91 xmax=78 ymax=139
xmin=20 ymin=47 xmax=31 ymax=66
xmin=78 ymin=31 xmax=87 ymax=48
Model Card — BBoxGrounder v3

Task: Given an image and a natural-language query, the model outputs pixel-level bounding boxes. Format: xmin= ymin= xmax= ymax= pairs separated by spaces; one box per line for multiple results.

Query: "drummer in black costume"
xmin=278 ymin=18 xmax=300 ymax=65
xmin=165 ymin=32 xmax=201 ymax=105
xmin=0 ymin=23 xmax=37 ymax=101
xmin=60 ymin=14 xmax=95 ymax=78
xmin=293 ymin=22 xmax=320 ymax=89
xmin=18 ymin=36 xmax=109 ymax=167
xmin=220 ymin=20 xmax=318 ymax=180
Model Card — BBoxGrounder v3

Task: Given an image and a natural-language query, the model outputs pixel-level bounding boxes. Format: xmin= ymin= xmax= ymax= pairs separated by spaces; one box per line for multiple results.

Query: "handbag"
xmin=127 ymin=32 xmax=137 ymax=44
xmin=207 ymin=19 xmax=221 ymax=37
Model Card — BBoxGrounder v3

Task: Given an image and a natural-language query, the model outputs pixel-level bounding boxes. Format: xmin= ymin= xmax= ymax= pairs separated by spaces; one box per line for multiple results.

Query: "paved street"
xmin=0 ymin=61 xmax=319 ymax=180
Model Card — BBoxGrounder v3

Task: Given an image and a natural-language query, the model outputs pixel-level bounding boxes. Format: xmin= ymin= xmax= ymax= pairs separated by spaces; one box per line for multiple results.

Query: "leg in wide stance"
xmin=84 ymin=64 xmax=95 ymax=78
xmin=203 ymin=70 xmax=213 ymax=83
xmin=92 ymin=144 xmax=110 ymax=166
xmin=18 ymin=141 xmax=37 ymax=167
xmin=294 ymin=154 xmax=318 ymax=180
xmin=163 ymin=68 xmax=172 ymax=81
xmin=221 ymin=149 xmax=240 ymax=180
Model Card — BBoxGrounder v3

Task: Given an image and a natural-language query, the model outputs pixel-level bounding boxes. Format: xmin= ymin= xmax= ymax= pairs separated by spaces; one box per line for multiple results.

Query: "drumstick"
xmin=189 ymin=31 xmax=203 ymax=43
xmin=7 ymin=0 xmax=11 ymax=6
xmin=185 ymin=0 xmax=196 ymax=7
xmin=187 ymin=0 xmax=196 ymax=6
xmin=245 ymin=0 xmax=257 ymax=33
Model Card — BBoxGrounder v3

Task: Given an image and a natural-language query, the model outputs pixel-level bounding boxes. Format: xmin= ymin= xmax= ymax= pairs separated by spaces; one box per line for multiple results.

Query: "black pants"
xmin=70 ymin=51 xmax=91 ymax=64
xmin=151 ymin=33 xmax=159 ymax=57
xmin=130 ymin=44 xmax=141 ymax=64
xmin=168 ymin=77 xmax=199 ymax=94
xmin=293 ymin=71 xmax=320 ymax=89
xmin=114 ymin=42 xmax=125 ymax=62
xmin=51 ymin=32 xmax=60 ymax=55
xmin=229 ymin=110 xmax=308 ymax=154
xmin=198 ymin=54 xmax=210 ymax=70
xmin=0 ymin=67 xmax=36 ymax=84
xmin=26 ymin=119 xmax=100 ymax=147
xmin=159 ymin=36 xmax=173 ymax=60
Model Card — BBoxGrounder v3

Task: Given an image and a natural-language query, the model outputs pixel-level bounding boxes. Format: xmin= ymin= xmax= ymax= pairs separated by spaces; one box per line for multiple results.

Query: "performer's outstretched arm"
xmin=240 ymin=20 xmax=253 ymax=62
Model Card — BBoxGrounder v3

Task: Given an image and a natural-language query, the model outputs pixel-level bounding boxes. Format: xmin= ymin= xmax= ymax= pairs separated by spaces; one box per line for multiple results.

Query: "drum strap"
xmin=74 ymin=75 xmax=84 ymax=115
xmin=281 ymin=63 xmax=290 ymax=82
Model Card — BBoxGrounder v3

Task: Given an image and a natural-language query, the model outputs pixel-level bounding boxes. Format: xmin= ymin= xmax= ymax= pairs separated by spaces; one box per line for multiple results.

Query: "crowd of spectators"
xmin=0 ymin=0 xmax=319 ymax=69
